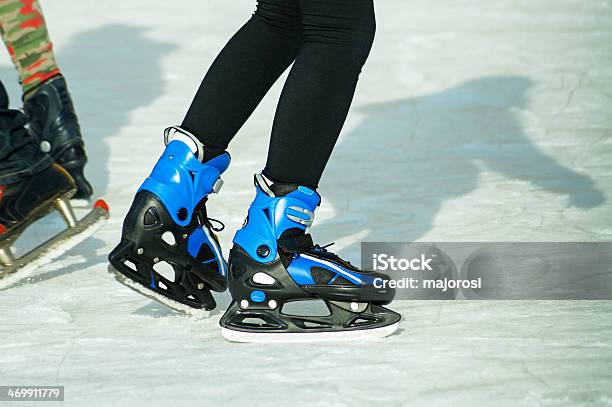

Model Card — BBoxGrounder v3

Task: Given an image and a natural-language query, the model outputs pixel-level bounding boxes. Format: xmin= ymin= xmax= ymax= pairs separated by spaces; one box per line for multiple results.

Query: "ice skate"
xmin=0 ymin=109 xmax=109 ymax=290
xmin=23 ymin=74 xmax=93 ymax=203
xmin=108 ymin=127 xmax=230 ymax=317
xmin=219 ymin=174 xmax=400 ymax=342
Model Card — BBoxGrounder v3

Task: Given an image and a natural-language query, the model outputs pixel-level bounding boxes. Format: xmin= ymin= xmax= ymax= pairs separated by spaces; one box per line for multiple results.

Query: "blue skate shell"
xmin=234 ymin=178 xmax=375 ymax=287
xmin=234 ymin=182 xmax=320 ymax=263
xmin=139 ymin=140 xmax=230 ymax=227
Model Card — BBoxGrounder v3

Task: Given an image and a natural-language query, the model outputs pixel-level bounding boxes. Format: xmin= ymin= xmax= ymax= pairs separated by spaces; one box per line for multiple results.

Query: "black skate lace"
xmin=312 ymin=242 xmax=335 ymax=252
xmin=306 ymin=242 xmax=356 ymax=268
xmin=206 ymin=217 xmax=225 ymax=232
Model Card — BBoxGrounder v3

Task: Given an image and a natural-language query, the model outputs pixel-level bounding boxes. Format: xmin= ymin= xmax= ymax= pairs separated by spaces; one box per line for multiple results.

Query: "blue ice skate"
xmin=220 ymin=174 xmax=400 ymax=341
xmin=109 ymin=127 xmax=230 ymax=316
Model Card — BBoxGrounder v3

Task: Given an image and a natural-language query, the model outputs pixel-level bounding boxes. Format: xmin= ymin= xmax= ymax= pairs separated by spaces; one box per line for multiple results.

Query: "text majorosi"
xmin=372 ymin=253 xmax=434 ymax=271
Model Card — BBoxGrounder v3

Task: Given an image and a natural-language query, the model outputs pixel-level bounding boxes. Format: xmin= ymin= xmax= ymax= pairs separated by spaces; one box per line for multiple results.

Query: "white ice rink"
xmin=1 ymin=0 xmax=612 ymax=406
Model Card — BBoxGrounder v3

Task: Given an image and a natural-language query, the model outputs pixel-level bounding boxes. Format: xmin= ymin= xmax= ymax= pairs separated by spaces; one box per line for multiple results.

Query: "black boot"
xmin=23 ymin=74 xmax=93 ymax=200
xmin=0 ymin=109 xmax=75 ymax=241
xmin=0 ymin=107 xmax=109 ymax=289
xmin=0 ymin=80 xmax=8 ymax=110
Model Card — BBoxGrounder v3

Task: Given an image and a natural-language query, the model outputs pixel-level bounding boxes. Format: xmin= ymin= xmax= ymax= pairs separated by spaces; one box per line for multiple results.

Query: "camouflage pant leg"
xmin=0 ymin=0 xmax=59 ymax=95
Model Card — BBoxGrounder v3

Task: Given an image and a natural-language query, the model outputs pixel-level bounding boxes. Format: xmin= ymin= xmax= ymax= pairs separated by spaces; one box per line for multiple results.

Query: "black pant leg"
xmin=182 ymin=0 xmax=302 ymax=152
xmin=263 ymin=0 xmax=376 ymax=188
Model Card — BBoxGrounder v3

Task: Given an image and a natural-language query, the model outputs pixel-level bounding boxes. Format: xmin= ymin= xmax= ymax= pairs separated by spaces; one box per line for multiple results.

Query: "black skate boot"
xmin=0 ymin=108 xmax=109 ymax=289
xmin=108 ymin=127 xmax=230 ymax=317
xmin=219 ymin=174 xmax=401 ymax=342
xmin=23 ymin=74 xmax=93 ymax=201
xmin=0 ymin=79 xmax=8 ymax=110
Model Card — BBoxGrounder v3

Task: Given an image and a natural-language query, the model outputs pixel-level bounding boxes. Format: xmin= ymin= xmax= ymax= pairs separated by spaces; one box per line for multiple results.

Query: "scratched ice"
xmin=1 ymin=1 xmax=611 ymax=406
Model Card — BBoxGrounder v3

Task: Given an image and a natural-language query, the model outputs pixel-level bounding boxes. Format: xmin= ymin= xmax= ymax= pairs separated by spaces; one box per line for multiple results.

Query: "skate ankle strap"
xmin=286 ymin=205 xmax=315 ymax=227
xmin=138 ymin=129 xmax=230 ymax=227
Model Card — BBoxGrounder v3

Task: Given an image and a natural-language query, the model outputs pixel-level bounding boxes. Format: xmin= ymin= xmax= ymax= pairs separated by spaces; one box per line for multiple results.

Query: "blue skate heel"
xmin=219 ymin=174 xmax=400 ymax=341
xmin=109 ymin=127 xmax=230 ymax=315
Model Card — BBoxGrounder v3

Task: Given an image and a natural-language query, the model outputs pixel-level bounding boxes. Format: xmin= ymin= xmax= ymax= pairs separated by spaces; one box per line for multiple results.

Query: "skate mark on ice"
xmin=133 ymin=301 xmax=176 ymax=318
xmin=26 ymin=253 xmax=106 ymax=286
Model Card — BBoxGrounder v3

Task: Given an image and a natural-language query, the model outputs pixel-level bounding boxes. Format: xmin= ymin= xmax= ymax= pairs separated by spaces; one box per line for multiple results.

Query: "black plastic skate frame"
xmin=108 ymin=190 xmax=226 ymax=311
xmin=220 ymin=246 xmax=401 ymax=335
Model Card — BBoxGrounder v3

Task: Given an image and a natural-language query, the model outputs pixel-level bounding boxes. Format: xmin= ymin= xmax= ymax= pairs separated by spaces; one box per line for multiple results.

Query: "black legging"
xmin=182 ymin=0 xmax=375 ymax=189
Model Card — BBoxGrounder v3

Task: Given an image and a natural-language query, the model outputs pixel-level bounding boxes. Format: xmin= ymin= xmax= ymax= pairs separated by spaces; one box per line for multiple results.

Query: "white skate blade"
xmin=107 ymin=265 xmax=210 ymax=319
xmin=221 ymin=321 xmax=399 ymax=343
xmin=0 ymin=202 xmax=109 ymax=290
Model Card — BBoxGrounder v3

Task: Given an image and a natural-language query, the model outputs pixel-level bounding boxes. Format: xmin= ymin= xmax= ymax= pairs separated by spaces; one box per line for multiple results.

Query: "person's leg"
xmin=220 ymin=1 xmax=399 ymax=342
xmin=182 ymin=0 xmax=303 ymax=159
xmin=0 ymin=0 xmax=92 ymax=200
xmin=263 ymin=0 xmax=376 ymax=188
xmin=0 ymin=0 xmax=59 ymax=95
xmin=109 ymin=0 xmax=305 ymax=313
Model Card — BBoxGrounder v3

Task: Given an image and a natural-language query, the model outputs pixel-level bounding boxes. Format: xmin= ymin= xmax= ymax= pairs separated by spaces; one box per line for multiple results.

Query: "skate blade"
xmin=107 ymin=265 xmax=211 ymax=320
xmin=70 ymin=198 xmax=91 ymax=209
xmin=221 ymin=322 xmax=399 ymax=343
xmin=0 ymin=200 xmax=110 ymax=290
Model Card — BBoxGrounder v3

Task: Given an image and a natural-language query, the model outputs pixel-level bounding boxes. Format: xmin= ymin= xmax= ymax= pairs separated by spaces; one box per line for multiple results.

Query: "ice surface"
xmin=1 ymin=0 xmax=611 ymax=406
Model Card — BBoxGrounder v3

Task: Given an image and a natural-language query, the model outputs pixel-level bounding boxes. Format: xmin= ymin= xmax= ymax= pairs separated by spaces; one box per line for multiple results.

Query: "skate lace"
xmin=206 ymin=217 xmax=225 ymax=232
xmin=312 ymin=242 xmax=335 ymax=252
xmin=306 ymin=242 xmax=356 ymax=268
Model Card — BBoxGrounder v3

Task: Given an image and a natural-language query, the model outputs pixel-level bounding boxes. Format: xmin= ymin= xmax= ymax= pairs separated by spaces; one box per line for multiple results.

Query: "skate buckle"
xmin=286 ymin=206 xmax=314 ymax=227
